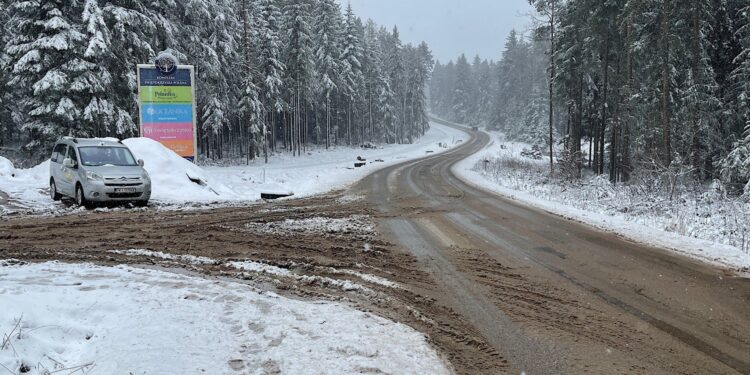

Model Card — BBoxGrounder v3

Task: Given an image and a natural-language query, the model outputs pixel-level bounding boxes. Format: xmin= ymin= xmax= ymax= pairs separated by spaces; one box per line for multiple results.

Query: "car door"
xmin=51 ymin=144 xmax=68 ymax=194
xmin=60 ymin=145 xmax=78 ymax=196
xmin=50 ymin=143 xmax=62 ymax=184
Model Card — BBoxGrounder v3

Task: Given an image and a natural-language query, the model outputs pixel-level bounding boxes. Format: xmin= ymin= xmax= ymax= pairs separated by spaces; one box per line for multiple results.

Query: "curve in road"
xmin=358 ymin=122 xmax=750 ymax=374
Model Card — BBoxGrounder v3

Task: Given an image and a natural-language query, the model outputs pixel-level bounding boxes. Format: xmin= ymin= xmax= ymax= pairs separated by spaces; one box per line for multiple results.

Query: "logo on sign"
xmin=154 ymin=88 xmax=177 ymax=99
xmin=155 ymin=53 xmax=178 ymax=75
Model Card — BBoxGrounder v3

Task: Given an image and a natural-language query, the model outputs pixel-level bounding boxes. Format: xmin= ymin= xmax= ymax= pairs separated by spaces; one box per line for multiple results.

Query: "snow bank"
xmin=0 ymin=157 xmax=14 ymax=177
xmin=1 ymin=122 xmax=466 ymax=213
xmin=123 ymin=137 xmax=237 ymax=202
xmin=454 ymin=131 xmax=750 ymax=271
xmin=0 ymin=157 xmax=50 ymax=213
xmin=0 ymin=262 xmax=449 ymax=375
xmin=203 ymin=121 xmax=466 ymax=201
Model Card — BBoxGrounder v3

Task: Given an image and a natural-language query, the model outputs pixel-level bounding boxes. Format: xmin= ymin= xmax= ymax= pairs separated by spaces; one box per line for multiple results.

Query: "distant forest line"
xmin=430 ymin=0 xmax=750 ymax=193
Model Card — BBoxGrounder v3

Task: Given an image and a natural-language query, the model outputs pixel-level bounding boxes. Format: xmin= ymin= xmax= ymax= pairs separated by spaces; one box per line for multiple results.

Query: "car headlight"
xmin=86 ymin=171 xmax=103 ymax=181
xmin=141 ymin=171 xmax=151 ymax=181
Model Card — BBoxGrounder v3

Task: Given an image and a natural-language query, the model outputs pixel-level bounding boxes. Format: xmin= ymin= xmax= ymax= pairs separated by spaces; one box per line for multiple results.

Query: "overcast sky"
xmin=338 ymin=0 xmax=535 ymax=63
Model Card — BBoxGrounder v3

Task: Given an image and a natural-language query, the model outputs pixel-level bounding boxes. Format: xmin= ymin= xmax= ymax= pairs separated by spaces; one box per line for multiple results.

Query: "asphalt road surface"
xmin=358 ymin=123 xmax=750 ymax=374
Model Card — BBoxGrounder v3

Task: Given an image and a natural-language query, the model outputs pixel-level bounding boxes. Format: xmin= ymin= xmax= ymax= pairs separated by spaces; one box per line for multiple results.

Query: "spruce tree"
xmin=258 ymin=0 xmax=285 ymax=161
xmin=80 ymin=0 xmax=115 ymax=137
xmin=5 ymin=0 xmax=86 ymax=152
xmin=282 ymin=0 xmax=314 ymax=155
xmin=340 ymin=3 xmax=363 ymax=146
xmin=313 ymin=0 xmax=343 ymax=148
xmin=452 ymin=54 xmax=472 ymax=124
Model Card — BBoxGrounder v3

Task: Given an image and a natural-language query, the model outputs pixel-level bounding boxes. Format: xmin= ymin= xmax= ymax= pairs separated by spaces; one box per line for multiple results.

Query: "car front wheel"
xmin=75 ymin=184 xmax=92 ymax=209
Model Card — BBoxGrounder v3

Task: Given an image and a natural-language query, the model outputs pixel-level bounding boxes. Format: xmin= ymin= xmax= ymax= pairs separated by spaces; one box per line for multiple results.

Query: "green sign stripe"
xmin=140 ymin=86 xmax=193 ymax=104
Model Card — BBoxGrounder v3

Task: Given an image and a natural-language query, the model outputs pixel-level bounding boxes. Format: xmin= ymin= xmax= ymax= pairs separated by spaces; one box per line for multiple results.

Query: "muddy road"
xmin=2 ymin=126 xmax=750 ymax=374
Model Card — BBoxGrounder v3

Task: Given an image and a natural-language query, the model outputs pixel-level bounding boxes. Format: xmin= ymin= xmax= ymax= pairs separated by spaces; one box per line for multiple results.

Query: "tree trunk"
xmin=660 ymin=0 xmax=672 ymax=166
xmin=548 ymin=4 xmax=556 ymax=174
xmin=621 ymin=11 xmax=635 ymax=182
xmin=690 ymin=8 xmax=702 ymax=177
xmin=325 ymin=95 xmax=330 ymax=149
xmin=600 ymin=37 xmax=609 ymax=177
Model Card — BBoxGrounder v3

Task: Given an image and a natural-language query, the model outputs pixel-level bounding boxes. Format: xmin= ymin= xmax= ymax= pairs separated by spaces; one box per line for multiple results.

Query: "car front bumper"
xmin=84 ymin=180 xmax=151 ymax=202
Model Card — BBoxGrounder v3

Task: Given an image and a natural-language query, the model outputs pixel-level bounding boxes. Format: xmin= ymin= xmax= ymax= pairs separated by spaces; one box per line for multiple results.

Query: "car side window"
xmin=51 ymin=144 xmax=65 ymax=163
xmin=66 ymin=146 xmax=78 ymax=166
xmin=52 ymin=144 xmax=67 ymax=163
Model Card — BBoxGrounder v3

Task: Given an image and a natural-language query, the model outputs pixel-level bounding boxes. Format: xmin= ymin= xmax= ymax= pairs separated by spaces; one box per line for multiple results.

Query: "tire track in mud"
xmin=0 ymin=195 xmax=512 ymax=375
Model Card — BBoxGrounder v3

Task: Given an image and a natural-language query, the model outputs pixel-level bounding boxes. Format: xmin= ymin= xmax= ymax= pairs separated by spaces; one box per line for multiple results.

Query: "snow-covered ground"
xmin=0 ymin=158 xmax=50 ymax=213
xmin=0 ymin=261 xmax=450 ymax=375
xmin=454 ymin=131 xmax=750 ymax=272
xmin=0 ymin=122 xmax=466 ymax=214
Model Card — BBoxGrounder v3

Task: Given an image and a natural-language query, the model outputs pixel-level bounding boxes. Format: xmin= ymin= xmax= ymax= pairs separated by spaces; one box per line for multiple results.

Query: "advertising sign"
xmin=137 ymin=57 xmax=197 ymax=162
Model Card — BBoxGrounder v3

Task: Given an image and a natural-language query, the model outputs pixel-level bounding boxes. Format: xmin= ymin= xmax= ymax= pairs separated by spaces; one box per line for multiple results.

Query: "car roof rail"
xmin=62 ymin=136 xmax=78 ymax=143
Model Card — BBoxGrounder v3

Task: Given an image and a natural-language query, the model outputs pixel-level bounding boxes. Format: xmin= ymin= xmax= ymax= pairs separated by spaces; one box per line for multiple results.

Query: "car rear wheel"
xmin=50 ymin=179 xmax=61 ymax=201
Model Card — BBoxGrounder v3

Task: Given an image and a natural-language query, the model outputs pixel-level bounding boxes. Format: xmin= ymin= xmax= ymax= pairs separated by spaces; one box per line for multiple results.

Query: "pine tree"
xmin=102 ymin=0 xmax=157 ymax=137
xmin=0 ymin=0 xmax=436 ymax=161
xmin=677 ymin=0 xmax=722 ymax=178
xmin=340 ymin=2 xmax=363 ymax=146
xmin=5 ymin=0 xmax=86 ymax=152
xmin=282 ymin=0 xmax=314 ymax=156
xmin=720 ymin=122 xmax=750 ymax=193
xmin=257 ymin=0 xmax=285 ymax=162
xmin=80 ymin=0 xmax=114 ymax=137
xmin=382 ymin=26 xmax=405 ymax=143
xmin=379 ymin=83 xmax=397 ymax=143
xmin=721 ymin=4 xmax=750 ymax=192
xmin=362 ymin=19 xmax=387 ymax=143
xmin=529 ymin=0 xmax=562 ymax=172
xmin=729 ymin=5 xmax=750 ymax=127
xmin=239 ymin=0 xmax=264 ymax=162
xmin=413 ymin=41 xmax=434 ymax=136
xmin=452 ymin=54 xmax=472 ymax=124
xmin=472 ymin=57 xmax=493 ymax=127
xmin=313 ymin=0 xmax=343 ymax=149
xmin=0 ymin=0 xmax=11 ymax=145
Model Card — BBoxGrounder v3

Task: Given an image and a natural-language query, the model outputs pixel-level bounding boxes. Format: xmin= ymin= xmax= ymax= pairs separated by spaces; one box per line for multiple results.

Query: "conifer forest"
xmin=430 ymin=0 xmax=750 ymax=192
xmin=0 ymin=0 xmax=434 ymax=163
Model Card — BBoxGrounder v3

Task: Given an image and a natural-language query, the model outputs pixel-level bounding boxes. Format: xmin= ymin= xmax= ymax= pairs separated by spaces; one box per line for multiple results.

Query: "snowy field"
xmin=0 ymin=122 xmax=466 ymax=214
xmin=454 ymin=131 xmax=750 ymax=272
xmin=0 ymin=261 xmax=450 ymax=375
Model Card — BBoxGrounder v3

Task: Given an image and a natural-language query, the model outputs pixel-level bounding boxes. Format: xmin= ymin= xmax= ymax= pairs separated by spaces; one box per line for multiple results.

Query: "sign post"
xmin=137 ymin=55 xmax=197 ymax=162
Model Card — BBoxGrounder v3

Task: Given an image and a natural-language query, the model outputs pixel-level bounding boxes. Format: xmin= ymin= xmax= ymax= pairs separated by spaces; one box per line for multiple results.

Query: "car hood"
xmin=85 ymin=165 xmax=146 ymax=178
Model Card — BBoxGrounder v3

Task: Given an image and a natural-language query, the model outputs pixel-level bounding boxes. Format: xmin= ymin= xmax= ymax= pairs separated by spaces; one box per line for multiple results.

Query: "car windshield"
xmin=79 ymin=146 xmax=137 ymax=167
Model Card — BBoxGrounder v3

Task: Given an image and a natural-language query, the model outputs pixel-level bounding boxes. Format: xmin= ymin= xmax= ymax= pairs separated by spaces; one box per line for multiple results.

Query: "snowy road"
xmin=2 ymin=123 xmax=750 ymax=374
xmin=359 ymin=122 xmax=750 ymax=374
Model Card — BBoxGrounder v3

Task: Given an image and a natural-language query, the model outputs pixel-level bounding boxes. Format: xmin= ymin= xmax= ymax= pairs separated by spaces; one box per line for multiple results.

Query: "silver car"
xmin=49 ymin=137 xmax=151 ymax=207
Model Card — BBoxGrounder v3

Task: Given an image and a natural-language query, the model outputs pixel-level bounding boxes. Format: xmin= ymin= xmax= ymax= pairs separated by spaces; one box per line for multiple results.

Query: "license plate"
xmin=114 ymin=188 xmax=137 ymax=193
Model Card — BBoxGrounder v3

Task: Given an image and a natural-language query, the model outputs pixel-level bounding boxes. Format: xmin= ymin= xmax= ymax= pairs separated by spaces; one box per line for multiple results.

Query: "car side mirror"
xmin=137 ymin=159 xmax=145 ymax=167
xmin=63 ymin=158 xmax=76 ymax=169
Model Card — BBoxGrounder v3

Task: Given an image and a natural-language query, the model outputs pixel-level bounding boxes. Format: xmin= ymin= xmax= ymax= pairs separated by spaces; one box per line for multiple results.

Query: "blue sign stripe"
xmin=139 ymin=67 xmax=192 ymax=86
xmin=140 ymin=103 xmax=193 ymax=123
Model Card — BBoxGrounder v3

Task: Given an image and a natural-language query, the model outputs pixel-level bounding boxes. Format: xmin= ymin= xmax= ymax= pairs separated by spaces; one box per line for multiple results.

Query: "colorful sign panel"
xmin=137 ymin=64 xmax=197 ymax=162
